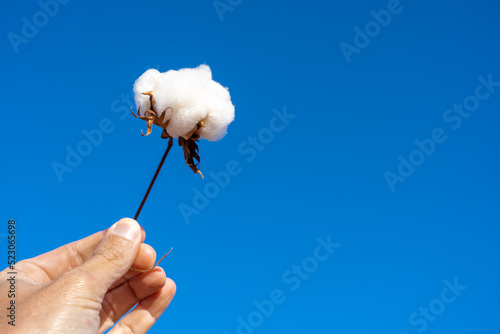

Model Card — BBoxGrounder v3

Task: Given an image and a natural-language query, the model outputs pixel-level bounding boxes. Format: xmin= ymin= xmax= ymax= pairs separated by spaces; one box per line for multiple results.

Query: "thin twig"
xmin=134 ymin=137 xmax=174 ymax=220
xmin=130 ymin=247 xmax=173 ymax=273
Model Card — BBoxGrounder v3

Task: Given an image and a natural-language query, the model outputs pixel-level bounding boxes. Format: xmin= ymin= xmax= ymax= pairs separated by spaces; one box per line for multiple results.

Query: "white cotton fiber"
xmin=133 ymin=65 xmax=235 ymax=141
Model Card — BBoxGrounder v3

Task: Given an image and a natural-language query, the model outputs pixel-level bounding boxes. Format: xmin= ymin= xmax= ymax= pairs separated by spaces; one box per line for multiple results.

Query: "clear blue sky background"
xmin=1 ymin=0 xmax=499 ymax=333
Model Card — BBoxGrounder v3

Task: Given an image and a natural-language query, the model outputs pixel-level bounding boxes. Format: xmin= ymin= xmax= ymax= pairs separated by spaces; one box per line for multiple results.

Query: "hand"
xmin=0 ymin=218 xmax=176 ymax=333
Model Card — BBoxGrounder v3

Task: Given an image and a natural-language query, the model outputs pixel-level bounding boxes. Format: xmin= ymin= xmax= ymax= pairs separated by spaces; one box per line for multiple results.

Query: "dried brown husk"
xmin=131 ymin=91 xmax=205 ymax=178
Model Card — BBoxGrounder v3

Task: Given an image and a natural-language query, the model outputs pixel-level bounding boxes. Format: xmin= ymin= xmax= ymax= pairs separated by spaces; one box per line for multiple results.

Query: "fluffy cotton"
xmin=133 ymin=65 xmax=235 ymax=141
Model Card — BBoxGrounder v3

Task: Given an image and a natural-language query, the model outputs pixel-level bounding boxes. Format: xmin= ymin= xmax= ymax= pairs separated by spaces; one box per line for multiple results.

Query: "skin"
xmin=0 ymin=218 xmax=176 ymax=334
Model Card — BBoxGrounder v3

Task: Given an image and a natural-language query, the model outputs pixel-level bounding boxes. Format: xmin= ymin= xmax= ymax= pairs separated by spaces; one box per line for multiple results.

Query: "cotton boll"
xmin=132 ymin=65 xmax=235 ymax=176
xmin=133 ymin=64 xmax=235 ymax=141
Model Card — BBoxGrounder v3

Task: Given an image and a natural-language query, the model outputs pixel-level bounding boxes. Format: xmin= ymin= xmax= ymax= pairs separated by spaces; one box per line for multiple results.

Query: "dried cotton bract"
xmin=131 ymin=65 xmax=235 ymax=177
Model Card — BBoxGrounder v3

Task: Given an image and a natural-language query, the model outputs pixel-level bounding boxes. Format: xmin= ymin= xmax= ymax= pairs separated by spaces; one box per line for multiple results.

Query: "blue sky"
xmin=1 ymin=0 xmax=500 ymax=333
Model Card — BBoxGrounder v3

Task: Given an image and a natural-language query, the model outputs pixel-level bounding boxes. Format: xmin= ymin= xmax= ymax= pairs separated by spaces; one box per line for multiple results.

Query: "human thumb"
xmin=77 ymin=218 xmax=142 ymax=296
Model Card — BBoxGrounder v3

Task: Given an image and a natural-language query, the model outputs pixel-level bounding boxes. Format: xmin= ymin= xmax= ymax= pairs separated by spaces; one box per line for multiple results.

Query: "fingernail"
xmin=113 ymin=219 xmax=139 ymax=241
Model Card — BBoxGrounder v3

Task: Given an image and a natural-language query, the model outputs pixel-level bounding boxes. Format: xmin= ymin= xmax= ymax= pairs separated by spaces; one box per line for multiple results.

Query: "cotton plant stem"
xmin=134 ymin=137 xmax=174 ymax=220
xmin=131 ymin=137 xmax=174 ymax=273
